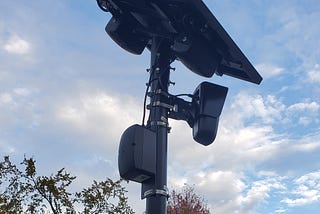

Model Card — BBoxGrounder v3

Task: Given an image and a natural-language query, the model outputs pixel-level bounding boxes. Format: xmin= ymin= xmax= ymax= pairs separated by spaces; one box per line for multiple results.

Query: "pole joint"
xmin=143 ymin=186 xmax=169 ymax=199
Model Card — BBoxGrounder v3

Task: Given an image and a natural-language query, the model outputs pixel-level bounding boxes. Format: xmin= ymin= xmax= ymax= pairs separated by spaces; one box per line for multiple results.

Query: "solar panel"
xmin=101 ymin=0 xmax=262 ymax=84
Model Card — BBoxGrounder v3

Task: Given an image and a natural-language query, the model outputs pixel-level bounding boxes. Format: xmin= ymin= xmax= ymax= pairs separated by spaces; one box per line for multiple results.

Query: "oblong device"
xmin=192 ymin=82 xmax=228 ymax=145
xmin=106 ymin=16 xmax=149 ymax=55
xmin=118 ymin=124 xmax=156 ymax=183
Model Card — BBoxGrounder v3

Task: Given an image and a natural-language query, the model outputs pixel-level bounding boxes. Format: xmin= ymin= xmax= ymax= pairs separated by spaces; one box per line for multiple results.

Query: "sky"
xmin=0 ymin=0 xmax=320 ymax=213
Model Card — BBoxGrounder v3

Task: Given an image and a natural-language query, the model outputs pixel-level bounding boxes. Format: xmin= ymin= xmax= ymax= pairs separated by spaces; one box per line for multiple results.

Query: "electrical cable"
xmin=141 ymin=73 xmax=166 ymax=127
xmin=142 ymin=74 xmax=152 ymax=127
xmin=141 ymin=68 xmax=161 ymax=127
xmin=142 ymin=38 xmax=175 ymax=127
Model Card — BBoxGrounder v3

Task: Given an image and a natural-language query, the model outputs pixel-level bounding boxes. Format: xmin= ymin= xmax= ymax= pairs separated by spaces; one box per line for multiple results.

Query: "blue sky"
xmin=1 ymin=0 xmax=320 ymax=213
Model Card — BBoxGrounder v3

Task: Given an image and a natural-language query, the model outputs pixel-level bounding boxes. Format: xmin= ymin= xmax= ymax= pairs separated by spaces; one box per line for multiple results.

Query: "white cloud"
xmin=170 ymin=92 xmax=299 ymax=171
xmin=270 ymin=3 xmax=320 ymax=70
xmin=228 ymin=92 xmax=319 ymax=127
xmin=284 ymin=101 xmax=320 ymax=127
xmin=240 ymin=178 xmax=285 ymax=211
xmin=229 ymin=92 xmax=286 ymax=124
xmin=13 ymin=88 xmax=31 ymax=96
xmin=0 ymin=88 xmax=34 ymax=107
xmin=0 ymin=87 xmax=40 ymax=133
xmin=3 ymin=36 xmax=31 ymax=54
xmin=292 ymin=141 xmax=320 ymax=152
xmin=0 ymin=88 xmax=33 ymax=105
xmin=255 ymin=64 xmax=285 ymax=78
xmin=307 ymin=64 xmax=320 ymax=83
xmin=167 ymin=95 xmax=287 ymax=213
xmin=0 ymin=141 xmax=15 ymax=154
xmin=169 ymin=117 xmax=283 ymax=173
xmin=287 ymin=101 xmax=320 ymax=112
xmin=282 ymin=171 xmax=320 ymax=207
xmin=258 ymin=171 xmax=278 ymax=177
xmin=167 ymin=90 xmax=320 ymax=213
xmin=197 ymin=171 xmax=246 ymax=201
xmin=168 ymin=174 xmax=188 ymax=188
xmin=298 ymin=116 xmax=311 ymax=125
xmin=275 ymin=208 xmax=287 ymax=213
xmin=192 ymin=171 xmax=285 ymax=214
xmin=0 ymin=93 xmax=13 ymax=104
xmin=56 ymin=91 xmax=142 ymax=150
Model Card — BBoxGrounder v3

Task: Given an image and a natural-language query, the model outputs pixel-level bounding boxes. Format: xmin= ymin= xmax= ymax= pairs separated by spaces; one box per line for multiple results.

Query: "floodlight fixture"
xmin=192 ymin=82 xmax=228 ymax=145
xmin=168 ymin=81 xmax=228 ymax=146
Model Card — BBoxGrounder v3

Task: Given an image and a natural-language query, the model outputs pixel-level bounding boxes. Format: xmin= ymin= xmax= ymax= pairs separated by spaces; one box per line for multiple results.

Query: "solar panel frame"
xmin=188 ymin=0 xmax=262 ymax=84
xmin=105 ymin=0 xmax=263 ymax=84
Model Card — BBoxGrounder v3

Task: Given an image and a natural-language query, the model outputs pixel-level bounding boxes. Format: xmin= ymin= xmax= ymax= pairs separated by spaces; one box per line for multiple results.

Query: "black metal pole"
xmin=143 ymin=37 xmax=172 ymax=214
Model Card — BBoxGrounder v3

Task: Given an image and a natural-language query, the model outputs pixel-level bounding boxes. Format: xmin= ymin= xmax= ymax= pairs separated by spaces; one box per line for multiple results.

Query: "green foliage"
xmin=0 ymin=156 xmax=25 ymax=213
xmin=0 ymin=156 xmax=134 ymax=214
xmin=167 ymin=184 xmax=210 ymax=214
xmin=75 ymin=179 xmax=134 ymax=214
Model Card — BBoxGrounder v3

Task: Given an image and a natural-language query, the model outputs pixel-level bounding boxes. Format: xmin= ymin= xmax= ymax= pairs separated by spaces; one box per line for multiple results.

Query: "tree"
xmin=75 ymin=179 xmax=133 ymax=214
xmin=0 ymin=156 xmax=134 ymax=214
xmin=167 ymin=184 xmax=210 ymax=214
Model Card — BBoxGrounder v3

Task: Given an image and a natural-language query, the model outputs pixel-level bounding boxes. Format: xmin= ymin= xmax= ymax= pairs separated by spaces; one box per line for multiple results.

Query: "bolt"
xmin=182 ymin=36 xmax=187 ymax=42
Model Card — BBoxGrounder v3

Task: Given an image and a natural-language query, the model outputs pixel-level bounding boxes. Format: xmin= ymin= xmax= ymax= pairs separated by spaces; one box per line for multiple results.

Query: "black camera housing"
xmin=118 ymin=125 xmax=156 ymax=183
xmin=192 ymin=82 xmax=228 ymax=145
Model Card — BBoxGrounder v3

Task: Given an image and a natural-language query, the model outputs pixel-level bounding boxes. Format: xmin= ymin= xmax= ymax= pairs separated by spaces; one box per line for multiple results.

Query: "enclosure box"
xmin=118 ymin=125 xmax=156 ymax=183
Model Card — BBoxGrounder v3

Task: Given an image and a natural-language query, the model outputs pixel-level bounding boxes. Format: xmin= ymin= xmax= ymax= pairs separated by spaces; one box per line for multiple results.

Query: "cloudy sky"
xmin=1 ymin=0 xmax=320 ymax=213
